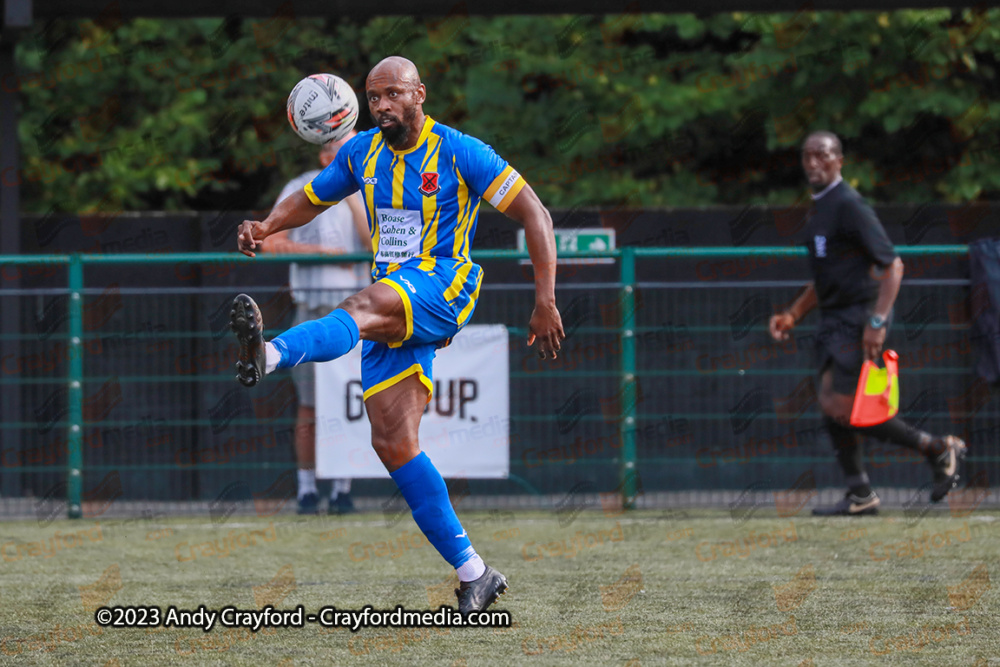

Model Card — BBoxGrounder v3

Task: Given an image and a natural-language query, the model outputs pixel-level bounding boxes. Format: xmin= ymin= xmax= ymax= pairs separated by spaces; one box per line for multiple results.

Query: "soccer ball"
xmin=286 ymin=73 xmax=359 ymax=145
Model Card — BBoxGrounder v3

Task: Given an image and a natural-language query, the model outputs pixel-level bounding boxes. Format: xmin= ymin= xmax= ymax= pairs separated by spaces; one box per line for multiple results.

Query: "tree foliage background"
xmin=10 ymin=7 xmax=1000 ymax=214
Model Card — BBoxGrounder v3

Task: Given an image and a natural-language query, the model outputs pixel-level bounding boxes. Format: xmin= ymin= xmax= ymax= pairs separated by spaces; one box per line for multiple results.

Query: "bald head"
xmin=366 ymin=57 xmax=427 ymax=150
xmin=367 ymin=57 xmax=422 ymax=91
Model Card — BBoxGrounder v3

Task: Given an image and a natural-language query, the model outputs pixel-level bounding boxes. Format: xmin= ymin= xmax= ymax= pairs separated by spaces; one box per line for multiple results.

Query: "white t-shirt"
xmin=275 ymin=170 xmax=370 ymax=309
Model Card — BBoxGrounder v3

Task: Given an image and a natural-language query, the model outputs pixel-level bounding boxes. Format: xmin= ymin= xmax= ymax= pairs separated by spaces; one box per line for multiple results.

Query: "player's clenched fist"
xmin=237 ymin=220 xmax=268 ymax=257
xmin=769 ymin=312 xmax=796 ymax=342
xmin=527 ymin=301 xmax=565 ymax=360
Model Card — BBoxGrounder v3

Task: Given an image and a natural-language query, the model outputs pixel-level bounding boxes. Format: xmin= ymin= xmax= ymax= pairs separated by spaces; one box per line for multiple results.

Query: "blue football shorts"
xmin=361 ymin=262 xmax=483 ymax=402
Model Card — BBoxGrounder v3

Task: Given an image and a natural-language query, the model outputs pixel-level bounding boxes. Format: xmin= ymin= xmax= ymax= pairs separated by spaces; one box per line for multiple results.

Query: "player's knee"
xmin=371 ymin=437 xmax=419 ymax=469
xmin=370 ymin=426 xmax=414 ymax=452
xmin=370 ymin=433 xmax=391 ymax=454
xmin=337 ymin=291 xmax=370 ymax=318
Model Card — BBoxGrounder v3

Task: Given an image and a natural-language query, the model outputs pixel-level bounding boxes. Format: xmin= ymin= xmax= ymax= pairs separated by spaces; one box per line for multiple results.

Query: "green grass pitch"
xmin=0 ymin=508 xmax=997 ymax=666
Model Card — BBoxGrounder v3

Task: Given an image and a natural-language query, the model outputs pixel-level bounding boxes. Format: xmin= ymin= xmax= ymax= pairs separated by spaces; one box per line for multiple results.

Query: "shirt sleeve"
xmin=454 ymin=134 xmax=526 ymax=213
xmin=304 ymin=142 xmax=359 ymax=206
xmin=841 ymin=197 xmax=898 ymax=267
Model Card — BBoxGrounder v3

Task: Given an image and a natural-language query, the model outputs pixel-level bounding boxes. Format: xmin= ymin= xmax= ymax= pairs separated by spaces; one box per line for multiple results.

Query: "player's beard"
xmin=374 ymin=105 xmax=418 ymax=148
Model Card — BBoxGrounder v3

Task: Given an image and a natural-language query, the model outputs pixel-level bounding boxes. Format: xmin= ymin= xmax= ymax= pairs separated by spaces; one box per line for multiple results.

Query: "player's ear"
xmin=415 ymin=83 xmax=426 ymax=105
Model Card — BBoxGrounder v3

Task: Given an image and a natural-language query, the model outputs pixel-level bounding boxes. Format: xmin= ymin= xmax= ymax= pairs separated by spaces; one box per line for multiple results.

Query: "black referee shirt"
xmin=800 ymin=181 xmax=898 ymax=312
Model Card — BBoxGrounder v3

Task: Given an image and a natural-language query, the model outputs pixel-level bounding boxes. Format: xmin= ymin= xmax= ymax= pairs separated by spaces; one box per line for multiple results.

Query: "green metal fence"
xmin=0 ymin=245 xmax=982 ymax=519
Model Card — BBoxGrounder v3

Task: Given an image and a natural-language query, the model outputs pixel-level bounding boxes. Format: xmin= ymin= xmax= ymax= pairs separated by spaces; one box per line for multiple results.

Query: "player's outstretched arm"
xmin=501 ymin=184 xmax=565 ymax=359
xmin=769 ymin=282 xmax=818 ymax=341
xmin=237 ymin=190 xmax=330 ymax=257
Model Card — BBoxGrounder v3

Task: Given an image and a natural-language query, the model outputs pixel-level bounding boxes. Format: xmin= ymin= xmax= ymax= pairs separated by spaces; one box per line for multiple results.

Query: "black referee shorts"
xmin=814 ymin=305 xmax=888 ymax=396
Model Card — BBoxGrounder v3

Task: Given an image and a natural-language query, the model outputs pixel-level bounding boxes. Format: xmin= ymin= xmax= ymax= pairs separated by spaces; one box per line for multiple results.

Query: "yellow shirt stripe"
xmin=303 ymin=181 xmax=338 ymax=206
xmin=363 ymin=136 xmax=385 ymax=276
xmin=387 ymin=153 xmax=408 ymax=274
xmin=443 ymin=259 xmax=473 ymax=302
xmin=461 ymin=200 xmax=481 ymax=259
xmin=362 ymin=134 xmax=383 ymax=169
xmin=457 ymin=269 xmax=484 ymax=326
xmin=419 ymin=134 xmax=443 ymax=273
xmin=419 ymin=210 xmax=441 ymax=273
xmin=452 ymin=160 xmax=469 ymax=258
xmin=391 ymin=154 xmax=406 ymax=209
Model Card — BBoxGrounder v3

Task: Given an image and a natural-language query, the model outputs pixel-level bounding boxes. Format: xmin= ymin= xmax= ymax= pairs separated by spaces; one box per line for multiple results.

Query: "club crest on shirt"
xmin=418 ymin=172 xmax=440 ymax=196
xmin=814 ymin=235 xmax=827 ymax=257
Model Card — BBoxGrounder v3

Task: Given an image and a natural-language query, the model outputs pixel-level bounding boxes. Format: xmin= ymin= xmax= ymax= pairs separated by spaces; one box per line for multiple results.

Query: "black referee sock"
xmin=856 ymin=416 xmax=933 ymax=456
xmin=824 ymin=417 xmax=872 ymax=497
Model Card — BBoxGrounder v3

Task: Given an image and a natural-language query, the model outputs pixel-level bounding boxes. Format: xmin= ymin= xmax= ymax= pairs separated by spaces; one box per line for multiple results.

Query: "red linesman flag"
xmin=850 ymin=349 xmax=900 ymax=427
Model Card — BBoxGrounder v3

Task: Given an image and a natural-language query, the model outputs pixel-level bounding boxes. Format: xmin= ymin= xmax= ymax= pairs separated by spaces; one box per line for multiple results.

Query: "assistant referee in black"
xmin=769 ymin=131 xmax=966 ymax=516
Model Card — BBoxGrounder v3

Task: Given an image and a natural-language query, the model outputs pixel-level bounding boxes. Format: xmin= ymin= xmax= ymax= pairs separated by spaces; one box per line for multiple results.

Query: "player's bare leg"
xmin=337 ymin=283 xmax=407 ymax=343
xmin=365 ymin=373 xmax=424 ymax=472
xmin=294 ymin=407 xmax=316 ymax=469
xmin=230 ymin=284 xmax=506 ymax=613
xmin=366 ymin=374 xmax=507 ymax=614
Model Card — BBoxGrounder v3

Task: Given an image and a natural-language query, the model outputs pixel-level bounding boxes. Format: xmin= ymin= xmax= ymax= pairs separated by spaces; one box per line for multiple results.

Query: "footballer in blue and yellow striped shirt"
xmin=304 ymin=111 xmax=524 ymax=347
xmin=234 ymin=57 xmax=564 ymax=609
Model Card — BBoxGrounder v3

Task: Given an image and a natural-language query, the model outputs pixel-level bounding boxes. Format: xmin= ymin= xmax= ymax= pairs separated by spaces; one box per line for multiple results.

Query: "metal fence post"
xmin=67 ymin=254 xmax=84 ymax=519
xmin=620 ymin=247 xmax=638 ymax=508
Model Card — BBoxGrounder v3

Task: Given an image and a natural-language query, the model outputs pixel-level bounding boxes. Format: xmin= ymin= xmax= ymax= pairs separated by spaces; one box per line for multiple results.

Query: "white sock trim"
xmin=456 ymin=553 xmax=486 ymax=583
xmin=297 ymin=469 xmax=317 ymax=497
xmin=265 ymin=342 xmax=281 ymax=374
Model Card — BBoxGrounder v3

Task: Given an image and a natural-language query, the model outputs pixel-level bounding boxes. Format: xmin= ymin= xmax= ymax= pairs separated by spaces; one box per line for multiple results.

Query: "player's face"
xmin=801 ymin=137 xmax=842 ymax=190
xmin=366 ymin=71 xmax=425 ymax=147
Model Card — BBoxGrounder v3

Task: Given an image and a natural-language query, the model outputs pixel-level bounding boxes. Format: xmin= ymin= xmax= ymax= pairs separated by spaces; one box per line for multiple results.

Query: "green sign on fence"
xmin=516 ymin=228 xmax=616 ymax=264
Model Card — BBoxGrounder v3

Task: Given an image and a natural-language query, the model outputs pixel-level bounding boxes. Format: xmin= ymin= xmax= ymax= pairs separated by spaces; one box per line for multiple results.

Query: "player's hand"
xmin=237 ymin=220 xmax=268 ymax=257
xmin=769 ymin=312 xmax=796 ymax=341
xmin=527 ymin=301 xmax=565 ymax=360
xmin=863 ymin=325 xmax=887 ymax=362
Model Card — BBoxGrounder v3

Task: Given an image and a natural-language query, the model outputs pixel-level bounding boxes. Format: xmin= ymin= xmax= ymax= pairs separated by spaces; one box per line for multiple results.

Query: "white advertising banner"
xmin=316 ymin=325 xmax=510 ymax=479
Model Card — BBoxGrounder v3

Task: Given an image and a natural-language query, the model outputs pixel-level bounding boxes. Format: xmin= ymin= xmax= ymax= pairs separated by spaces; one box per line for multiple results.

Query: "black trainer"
xmin=230 ymin=294 xmax=266 ymax=387
xmin=930 ymin=435 xmax=967 ymax=503
xmin=812 ymin=491 xmax=880 ymax=516
xmin=297 ymin=492 xmax=319 ymax=515
xmin=455 ymin=565 xmax=508 ymax=615
xmin=329 ymin=493 xmax=356 ymax=515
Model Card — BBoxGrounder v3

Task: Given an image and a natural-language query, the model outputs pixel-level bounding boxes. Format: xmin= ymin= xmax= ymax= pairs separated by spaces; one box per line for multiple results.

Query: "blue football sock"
xmin=390 ymin=452 xmax=476 ymax=569
xmin=271 ymin=308 xmax=359 ymax=369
